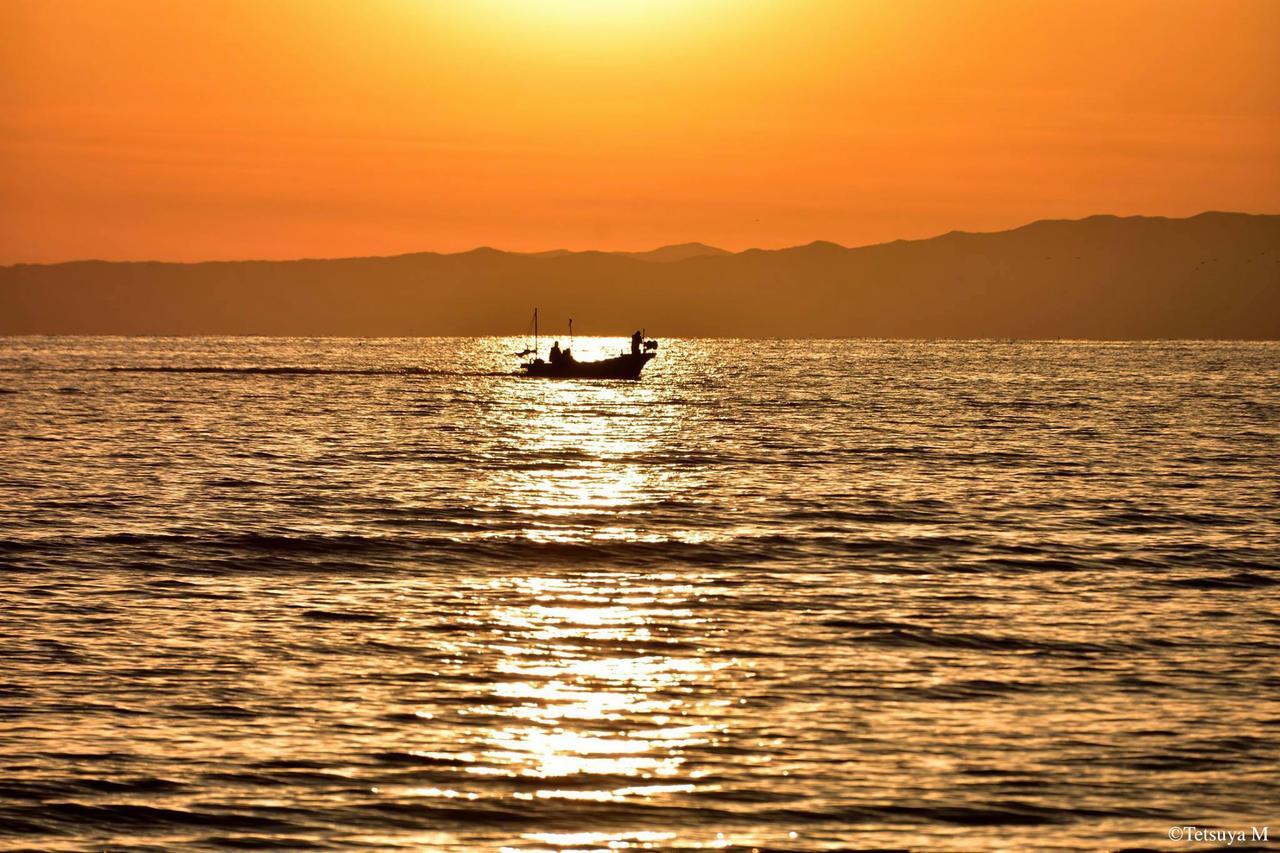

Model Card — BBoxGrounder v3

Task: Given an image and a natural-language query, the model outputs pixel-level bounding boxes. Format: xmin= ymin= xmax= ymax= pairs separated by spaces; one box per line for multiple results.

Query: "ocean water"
xmin=1 ymin=336 xmax=1277 ymax=852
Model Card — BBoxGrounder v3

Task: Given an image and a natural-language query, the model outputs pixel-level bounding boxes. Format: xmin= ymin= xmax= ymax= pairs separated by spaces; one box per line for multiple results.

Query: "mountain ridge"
xmin=3 ymin=212 xmax=1277 ymax=338
xmin=5 ymin=211 xmax=1272 ymax=270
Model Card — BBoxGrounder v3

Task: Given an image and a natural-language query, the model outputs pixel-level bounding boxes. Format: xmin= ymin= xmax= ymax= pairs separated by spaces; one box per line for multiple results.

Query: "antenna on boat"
xmin=569 ymin=317 xmax=574 ymax=348
xmin=534 ymin=307 xmax=539 ymax=357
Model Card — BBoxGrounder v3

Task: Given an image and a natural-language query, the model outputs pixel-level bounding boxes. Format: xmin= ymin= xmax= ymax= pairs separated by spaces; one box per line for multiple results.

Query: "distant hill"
xmin=617 ymin=242 xmax=732 ymax=262
xmin=515 ymin=242 xmax=729 ymax=263
xmin=2 ymin=212 xmax=1277 ymax=338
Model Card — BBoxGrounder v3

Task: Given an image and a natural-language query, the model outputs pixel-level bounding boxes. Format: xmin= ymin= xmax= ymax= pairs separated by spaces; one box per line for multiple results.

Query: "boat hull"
xmin=521 ymin=352 xmax=655 ymax=380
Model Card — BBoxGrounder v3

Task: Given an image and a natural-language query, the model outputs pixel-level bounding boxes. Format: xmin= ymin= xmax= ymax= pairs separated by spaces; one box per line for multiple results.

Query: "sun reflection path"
xmin=378 ymin=345 xmax=790 ymax=847
xmin=478 ymin=371 xmax=705 ymax=547
xmin=384 ymin=571 xmax=768 ymax=849
xmin=480 ymin=576 xmax=725 ymax=790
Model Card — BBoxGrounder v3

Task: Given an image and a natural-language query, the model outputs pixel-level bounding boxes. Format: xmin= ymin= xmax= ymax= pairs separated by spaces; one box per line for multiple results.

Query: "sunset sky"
xmin=2 ymin=0 xmax=1278 ymax=263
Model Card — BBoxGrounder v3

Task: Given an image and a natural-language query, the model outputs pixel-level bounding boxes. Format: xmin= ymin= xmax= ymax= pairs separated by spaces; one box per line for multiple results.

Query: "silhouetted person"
xmin=562 ymin=347 xmax=574 ymax=364
xmin=631 ymin=330 xmax=643 ymax=355
xmin=550 ymin=341 xmax=562 ymax=365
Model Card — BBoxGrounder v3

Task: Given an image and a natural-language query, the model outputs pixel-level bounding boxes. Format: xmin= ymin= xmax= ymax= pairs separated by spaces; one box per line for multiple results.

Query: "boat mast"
xmin=534 ymin=308 xmax=539 ymax=357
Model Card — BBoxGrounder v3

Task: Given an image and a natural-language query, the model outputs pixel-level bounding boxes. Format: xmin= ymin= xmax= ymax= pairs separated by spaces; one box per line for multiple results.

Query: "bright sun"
xmin=486 ymin=0 xmax=712 ymax=25
xmin=434 ymin=0 xmax=737 ymax=44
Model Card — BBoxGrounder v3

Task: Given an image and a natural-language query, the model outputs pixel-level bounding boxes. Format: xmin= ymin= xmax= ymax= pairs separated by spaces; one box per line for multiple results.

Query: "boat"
xmin=522 ymin=350 xmax=656 ymax=379
xmin=518 ymin=309 xmax=658 ymax=380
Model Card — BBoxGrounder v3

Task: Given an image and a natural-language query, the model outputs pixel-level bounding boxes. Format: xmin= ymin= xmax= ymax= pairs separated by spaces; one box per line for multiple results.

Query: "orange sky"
xmin=2 ymin=0 xmax=1278 ymax=263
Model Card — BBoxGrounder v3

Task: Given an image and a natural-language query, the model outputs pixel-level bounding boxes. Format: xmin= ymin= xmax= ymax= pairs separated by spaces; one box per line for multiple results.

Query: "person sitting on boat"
xmin=550 ymin=341 xmax=563 ymax=365
xmin=631 ymin=330 xmax=643 ymax=355
xmin=562 ymin=346 xmax=575 ymax=364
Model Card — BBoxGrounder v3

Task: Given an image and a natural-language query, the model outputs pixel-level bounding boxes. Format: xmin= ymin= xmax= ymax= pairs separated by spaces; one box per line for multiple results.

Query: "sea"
xmin=1 ymin=336 xmax=1277 ymax=852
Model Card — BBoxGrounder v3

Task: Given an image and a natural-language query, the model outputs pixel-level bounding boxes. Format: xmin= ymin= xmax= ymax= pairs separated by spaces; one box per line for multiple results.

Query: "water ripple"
xmin=0 ymin=337 xmax=1277 ymax=851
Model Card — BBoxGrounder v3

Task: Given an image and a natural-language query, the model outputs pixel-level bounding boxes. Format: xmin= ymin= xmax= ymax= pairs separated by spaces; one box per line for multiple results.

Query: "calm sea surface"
xmin=1 ymin=337 xmax=1278 ymax=852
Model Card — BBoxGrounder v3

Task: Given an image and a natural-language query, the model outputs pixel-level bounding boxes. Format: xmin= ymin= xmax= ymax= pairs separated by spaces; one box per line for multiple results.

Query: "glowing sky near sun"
xmin=1 ymin=0 xmax=1277 ymax=262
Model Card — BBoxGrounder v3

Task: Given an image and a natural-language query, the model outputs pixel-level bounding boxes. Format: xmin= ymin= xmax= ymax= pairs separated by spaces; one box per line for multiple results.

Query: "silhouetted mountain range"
xmin=2 ymin=212 xmax=1277 ymax=337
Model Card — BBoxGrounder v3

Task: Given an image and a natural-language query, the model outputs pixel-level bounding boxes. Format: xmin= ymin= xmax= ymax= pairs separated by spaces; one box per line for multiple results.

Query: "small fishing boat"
xmin=518 ymin=309 xmax=658 ymax=380
xmin=522 ymin=350 xmax=656 ymax=380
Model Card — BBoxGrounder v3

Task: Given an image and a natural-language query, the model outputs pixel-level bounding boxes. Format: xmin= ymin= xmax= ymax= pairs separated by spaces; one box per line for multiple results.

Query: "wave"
xmin=9 ymin=526 xmax=1274 ymax=579
xmin=0 ymin=528 xmax=1012 ymax=574
xmin=2 ymin=802 xmax=302 ymax=832
xmin=0 ymin=777 xmax=184 ymax=801
xmin=823 ymin=621 xmax=1115 ymax=655
xmin=301 ymin=609 xmax=390 ymax=623
xmin=98 ymin=366 xmax=507 ymax=377
xmin=1162 ymin=571 xmax=1279 ymax=589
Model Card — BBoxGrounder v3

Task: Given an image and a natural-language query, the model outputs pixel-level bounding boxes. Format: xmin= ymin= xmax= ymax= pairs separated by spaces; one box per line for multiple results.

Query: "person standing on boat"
xmin=631 ymin=330 xmax=643 ymax=355
xmin=550 ymin=340 xmax=562 ymax=365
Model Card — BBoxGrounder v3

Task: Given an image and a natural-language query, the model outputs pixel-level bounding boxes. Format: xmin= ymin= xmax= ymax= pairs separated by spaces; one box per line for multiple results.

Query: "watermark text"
xmin=1168 ymin=825 xmax=1269 ymax=845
